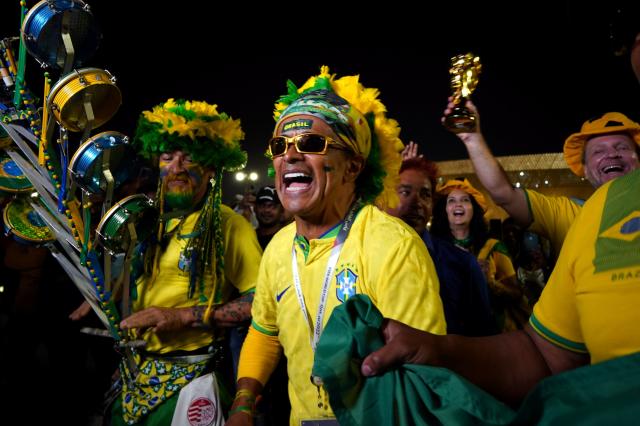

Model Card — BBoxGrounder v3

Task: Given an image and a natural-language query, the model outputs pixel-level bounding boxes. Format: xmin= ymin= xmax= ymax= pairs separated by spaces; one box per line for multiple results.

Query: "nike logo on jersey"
xmin=276 ymin=285 xmax=291 ymax=302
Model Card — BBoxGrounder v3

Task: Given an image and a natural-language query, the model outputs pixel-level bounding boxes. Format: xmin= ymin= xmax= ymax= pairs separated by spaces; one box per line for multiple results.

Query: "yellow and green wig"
xmin=133 ymin=98 xmax=247 ymax=170
xmin=273 ymin=66 xmax=403 ymax=209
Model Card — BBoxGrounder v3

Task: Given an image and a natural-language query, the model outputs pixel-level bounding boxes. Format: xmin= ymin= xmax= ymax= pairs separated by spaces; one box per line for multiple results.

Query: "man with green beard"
xmin=109 ymin=99 xmax=262 ymax=426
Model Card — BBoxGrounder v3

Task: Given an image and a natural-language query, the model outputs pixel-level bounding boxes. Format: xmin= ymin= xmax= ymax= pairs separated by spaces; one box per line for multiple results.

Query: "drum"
xmin=0 ymin=152 xmax=33 ymax=193
xmin=48 ymin=68 xmax=122 ymax=132
xmin=3 ymin=197 xmax=55 ymax=245
xmin=69 ymin=131 xmax=134 ymax=194
xmin=21 ymin=0 xmax=101 ymax=69
xmin=96 ymin=194 xmax=158 ymax=253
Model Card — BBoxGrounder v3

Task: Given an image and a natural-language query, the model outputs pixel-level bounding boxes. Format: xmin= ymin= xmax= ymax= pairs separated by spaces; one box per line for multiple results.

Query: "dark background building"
xmin=2 ymin=1 xmax=639 ymax=201
xmin=0 ymin=1 xmax=638 ymax=424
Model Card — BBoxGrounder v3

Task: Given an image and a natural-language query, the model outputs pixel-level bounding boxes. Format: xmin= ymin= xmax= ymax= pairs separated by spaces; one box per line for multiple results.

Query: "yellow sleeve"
xmin=524 ymin=189 xmax=582 ymax=256
xmin=250 ymin=242 xmax=279 ymax=336
xmin=492 ymin=250 xmax=516 ymax=282
xmin=372 ymin=235 xmax=447 ymax=335
xmin=237 ymin=326 xmax=282 ymax=385
xmin=222 ymin=210 xmax=263 ymax=294
xmin=530 ymin=220 xmax=587 ymax=353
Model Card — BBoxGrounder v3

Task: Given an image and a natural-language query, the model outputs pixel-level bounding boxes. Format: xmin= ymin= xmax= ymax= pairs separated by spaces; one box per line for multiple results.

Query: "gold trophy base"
xmin=444 ymin=105 xmax=477 ymax=134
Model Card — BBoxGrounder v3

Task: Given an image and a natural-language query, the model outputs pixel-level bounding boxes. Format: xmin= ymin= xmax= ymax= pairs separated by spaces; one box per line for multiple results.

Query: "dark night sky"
xmin=2 ymin=1 xmax=639 ymax=200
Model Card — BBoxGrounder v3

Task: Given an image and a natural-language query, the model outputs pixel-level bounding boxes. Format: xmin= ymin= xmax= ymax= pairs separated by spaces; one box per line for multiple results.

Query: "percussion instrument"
xmin=69 ymin=131 xmax=134 ymax=194
xmin=21 ymin=0 xmax=101 ymax=69
xmin=3 ymin=196 xmax=55 ymax=245
xmin=0 ymin=152 xmax=33 ymax=193
xmin=96 ymin=194 xmax=158 ymax=253
xmin=48 ymin=68 xmax=121 ymax=132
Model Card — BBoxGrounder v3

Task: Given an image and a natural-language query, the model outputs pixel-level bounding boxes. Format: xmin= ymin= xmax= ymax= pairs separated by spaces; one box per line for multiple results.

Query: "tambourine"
xmin=48 ymin=68 xmax=122 ymax=132
xmin=96 ymin=194 xmax=158 ymax=253
xmin=69 ymin=131 xmax=134 ymax=194
xmin=21 ymin=0 xmax=101 ymax=69
xmin=3 ymin=197 xmax=55 ymax=245
xmin=0 ymin=152 xmax=33 ymax=193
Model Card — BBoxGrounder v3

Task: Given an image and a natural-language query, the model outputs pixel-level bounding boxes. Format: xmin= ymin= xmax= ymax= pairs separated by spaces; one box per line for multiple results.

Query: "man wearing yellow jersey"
xmin=227 ymin=67 xmax=446 ymax=426
xmin=361 ymin=168 xmax=640 ymax=410
xmin=443 ymin=102 xmax=640 ymax=255
xmin=111 ymin=99 xmax=262 ymax=425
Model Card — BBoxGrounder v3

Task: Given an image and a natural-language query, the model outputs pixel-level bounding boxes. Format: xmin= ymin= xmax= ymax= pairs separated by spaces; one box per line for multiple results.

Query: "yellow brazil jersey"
xmin=477 ymin=238 xmax=516 ymax=285
xmin=524 ymin=189 xmax=583 ymax=256
xmin=530 ymin=169 xmax=640 ymax=364
xmin=133 ymin=204 xmax=262 ymax=353
xmin=251 ymin=205 xmax=446 ymax=425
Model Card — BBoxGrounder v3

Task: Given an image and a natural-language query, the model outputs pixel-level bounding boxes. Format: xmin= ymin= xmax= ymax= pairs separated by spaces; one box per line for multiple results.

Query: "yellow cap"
xmin=563 ymin=112 xmax=640 ymax=177
xmin=436 ymin=178 xmax=488 ymax=211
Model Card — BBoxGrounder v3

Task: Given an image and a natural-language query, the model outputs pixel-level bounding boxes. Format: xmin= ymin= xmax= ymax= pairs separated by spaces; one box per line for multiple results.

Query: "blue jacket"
xmin=422 ymin=230 xmax=497 ymax=336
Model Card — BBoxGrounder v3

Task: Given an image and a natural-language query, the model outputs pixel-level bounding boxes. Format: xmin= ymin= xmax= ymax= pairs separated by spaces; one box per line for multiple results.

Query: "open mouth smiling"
xmin=601 ymin=164 xmax=625 ymax=175
xmin=283 ymin=172 xmax=313 ymax=192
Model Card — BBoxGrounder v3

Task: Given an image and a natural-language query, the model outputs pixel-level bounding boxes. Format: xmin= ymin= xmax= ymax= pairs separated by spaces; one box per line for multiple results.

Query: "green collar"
xmin=294 ymin=222 xmax=341 ymax=261
xmin=293 ymin=203 xmax=363 ymax=260
xmin=453 ymin=236 xmax=472 ymax=248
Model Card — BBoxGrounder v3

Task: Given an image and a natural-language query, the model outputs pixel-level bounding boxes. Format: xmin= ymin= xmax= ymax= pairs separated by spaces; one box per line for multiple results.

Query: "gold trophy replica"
xmin=444 ymin=53 xmax=482 ymax=133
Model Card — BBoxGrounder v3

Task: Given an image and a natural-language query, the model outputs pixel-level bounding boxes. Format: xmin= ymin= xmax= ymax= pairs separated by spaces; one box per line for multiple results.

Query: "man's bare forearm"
xmin=192 ymin=292 xmax=254 ymax=328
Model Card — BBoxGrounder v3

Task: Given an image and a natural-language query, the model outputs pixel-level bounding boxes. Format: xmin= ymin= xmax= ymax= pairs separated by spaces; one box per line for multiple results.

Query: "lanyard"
xmin=291 ymin=201 xmax=361 ymax=352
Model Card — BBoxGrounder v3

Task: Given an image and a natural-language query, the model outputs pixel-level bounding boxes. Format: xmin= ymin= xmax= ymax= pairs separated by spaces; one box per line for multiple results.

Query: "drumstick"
xmin=1 ymin=38 xmax=18 ymax=76
xmin=0 ymin=44 xmax=13 ymax=87
xmin=39 ymin=72 xmax=51 ymax=166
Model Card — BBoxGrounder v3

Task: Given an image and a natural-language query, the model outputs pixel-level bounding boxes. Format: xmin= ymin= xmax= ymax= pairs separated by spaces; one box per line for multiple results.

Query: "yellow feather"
xmin=273 ymin=66 xmax=403 ymax=209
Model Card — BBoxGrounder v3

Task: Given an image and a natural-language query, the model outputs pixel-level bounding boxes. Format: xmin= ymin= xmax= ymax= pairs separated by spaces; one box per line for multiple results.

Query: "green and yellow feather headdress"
xmin=133 ymin=98 xmax=247 ymax=170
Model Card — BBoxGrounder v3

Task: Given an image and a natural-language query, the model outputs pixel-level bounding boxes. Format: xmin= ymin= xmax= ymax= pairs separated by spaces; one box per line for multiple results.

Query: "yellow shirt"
xmin=530 ymin=169 xmax=640 ymax=364
xmin=478 ymin=238 xmax=530 ymax=331
xmin=524 ymin=189 xmax=583 ymax=256
xmin=251 ymin=205 xmax=446 ymax=425
xmin=477 ymin=238 xmax=516 ymax=285
xmin=133 ymin=204 xmax=261 ymax=353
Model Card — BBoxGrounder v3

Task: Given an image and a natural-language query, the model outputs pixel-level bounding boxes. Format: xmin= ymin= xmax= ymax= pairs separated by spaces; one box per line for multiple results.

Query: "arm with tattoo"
xmin=121 ymin=292 xmax=254 ymax=332
xmin=192 ymin=292 xmax=254 ymax=328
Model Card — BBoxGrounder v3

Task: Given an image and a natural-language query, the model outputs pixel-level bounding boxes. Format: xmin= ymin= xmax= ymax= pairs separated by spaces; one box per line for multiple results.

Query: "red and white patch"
xmin=187 ymin=397 xmax=216 ymax=426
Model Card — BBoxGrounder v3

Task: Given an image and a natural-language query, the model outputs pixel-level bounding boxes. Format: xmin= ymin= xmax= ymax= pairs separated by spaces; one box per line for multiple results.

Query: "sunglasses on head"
xmin=267 ymin=133 xmax=348 ymax=158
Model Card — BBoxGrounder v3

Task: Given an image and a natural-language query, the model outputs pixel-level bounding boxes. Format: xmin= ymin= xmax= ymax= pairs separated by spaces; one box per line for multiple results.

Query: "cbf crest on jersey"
xmin=335 ymin=266 xmax=358 ymax=302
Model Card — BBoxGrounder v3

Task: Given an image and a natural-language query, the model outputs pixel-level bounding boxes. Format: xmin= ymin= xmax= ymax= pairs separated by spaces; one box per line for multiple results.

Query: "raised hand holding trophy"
xmin=443 ymin=53 xmax=482 ymax=133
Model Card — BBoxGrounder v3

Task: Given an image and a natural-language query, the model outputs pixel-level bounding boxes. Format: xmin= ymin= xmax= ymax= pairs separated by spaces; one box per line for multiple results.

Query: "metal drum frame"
xmin=48 ymin=67 xmax=121 ymax=132
xmin=68 ymin=131 xmax=134 ymax=194
xmin=21 ymin=0 xmax=101 ymax=69
xmin=96 ymin=194 xmax=158 ymax=254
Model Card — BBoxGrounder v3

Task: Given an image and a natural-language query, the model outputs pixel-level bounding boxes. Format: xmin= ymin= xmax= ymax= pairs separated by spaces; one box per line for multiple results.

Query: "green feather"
xmin=355 ymin=112 xmax=385 ymax=204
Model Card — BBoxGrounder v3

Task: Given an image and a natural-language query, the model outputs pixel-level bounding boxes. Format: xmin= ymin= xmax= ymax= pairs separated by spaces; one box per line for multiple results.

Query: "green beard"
xmin=165 ymin=190 xmax=194 ymax=210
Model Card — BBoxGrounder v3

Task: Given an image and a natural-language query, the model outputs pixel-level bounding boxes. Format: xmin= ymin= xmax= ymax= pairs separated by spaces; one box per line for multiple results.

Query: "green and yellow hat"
xmin=273 ymin=66 xmax=404 ymax=210
xmin=133 ymin=98 xmax=247 ymax=170
xmin=436 ymin=178 xmax=488 ymax=211
xmin=563 ymin=112 xmax=640 ymax=177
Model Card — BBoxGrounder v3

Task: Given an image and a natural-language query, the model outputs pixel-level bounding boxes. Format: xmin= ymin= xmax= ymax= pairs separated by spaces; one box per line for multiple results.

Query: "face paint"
xmin=159 ymin=152 xmax=208 ymax=210
xmin=165 ymin=188 xmax=195 ymax=210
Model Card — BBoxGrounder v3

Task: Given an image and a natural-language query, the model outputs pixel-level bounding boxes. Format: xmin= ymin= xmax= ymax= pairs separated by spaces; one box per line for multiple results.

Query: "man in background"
xmin=255 ymin=185 xmax=284 ymax=250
